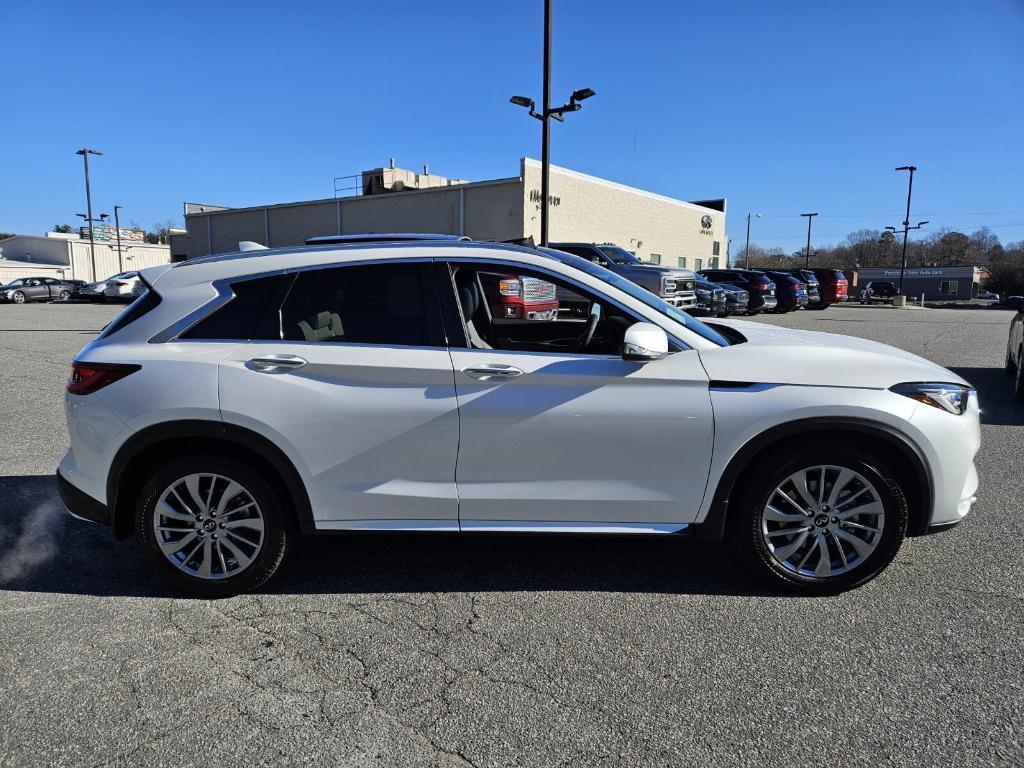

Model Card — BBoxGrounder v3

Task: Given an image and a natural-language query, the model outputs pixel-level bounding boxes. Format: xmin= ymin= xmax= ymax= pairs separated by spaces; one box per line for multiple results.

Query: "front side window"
xmin=447 ymin=261 xmax=660 ymax=356
xmin=280 ymin=262 xmax=445 ymax=347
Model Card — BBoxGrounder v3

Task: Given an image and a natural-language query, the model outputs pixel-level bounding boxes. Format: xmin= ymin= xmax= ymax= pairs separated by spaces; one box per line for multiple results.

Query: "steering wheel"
xmin=575 ymin=302 xmax=602 ymax=352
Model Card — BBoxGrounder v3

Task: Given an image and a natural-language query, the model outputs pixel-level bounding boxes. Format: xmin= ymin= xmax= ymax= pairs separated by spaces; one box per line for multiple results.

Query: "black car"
xmin=0 ymin=276 xmax=77 ymax=303
xmin=759 ymin=271 xmax=809 ymax=313
xmin=714 ymin=282 xmax=749 ymax=316
xmin=699 ymin=269 xmax=778 ymax=314
xmin=1005 ymin=296 xmax=1024 ymax=401
xmin=691 ymin=277 xmax=727 ymax=317
xmin=859 ymin=281 xmax=899 ymax=304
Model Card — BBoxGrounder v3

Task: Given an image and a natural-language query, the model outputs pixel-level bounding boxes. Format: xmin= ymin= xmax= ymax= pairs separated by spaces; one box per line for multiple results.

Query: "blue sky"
xmin=2 ymin=0 xmax=1022 ymax=254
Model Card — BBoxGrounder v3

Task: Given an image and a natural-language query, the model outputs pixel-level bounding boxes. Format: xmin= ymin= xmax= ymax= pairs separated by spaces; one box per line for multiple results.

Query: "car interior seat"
xmin=297 ymin=310 xmax=344 ymax=342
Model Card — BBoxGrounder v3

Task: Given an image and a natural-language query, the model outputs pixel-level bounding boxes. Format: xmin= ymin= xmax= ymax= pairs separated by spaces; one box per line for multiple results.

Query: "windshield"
xmin=538 ymin=248 xmax=730 ymax=347
xmin=597 ymin=245 xmax=643 ymax=265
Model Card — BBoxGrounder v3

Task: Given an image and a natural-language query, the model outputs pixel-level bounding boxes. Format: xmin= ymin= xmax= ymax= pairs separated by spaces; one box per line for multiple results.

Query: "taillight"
xmin=67 ymin=362 xmax=141 ymax=395
xmin=791 ymin=285 xmax=802 ymax=293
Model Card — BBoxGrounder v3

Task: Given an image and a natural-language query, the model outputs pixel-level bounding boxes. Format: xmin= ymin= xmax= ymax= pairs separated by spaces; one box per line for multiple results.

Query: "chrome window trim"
xmin=150 ymin=257 xmax=438 ymax=344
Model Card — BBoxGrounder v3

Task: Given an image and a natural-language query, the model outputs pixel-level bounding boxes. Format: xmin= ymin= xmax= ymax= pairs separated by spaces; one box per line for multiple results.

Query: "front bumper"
xmin=56 ymin=470 xmax=110 ymax=526
xmin=663 ymin=295 xmax=697 ymax=309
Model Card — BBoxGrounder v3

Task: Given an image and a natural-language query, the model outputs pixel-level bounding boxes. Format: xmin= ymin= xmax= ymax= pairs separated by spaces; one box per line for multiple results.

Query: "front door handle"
xmin=248 ymin=355 xmax=308 ymax=371
xmin=463 ymin=365 xmax=524 ymax=381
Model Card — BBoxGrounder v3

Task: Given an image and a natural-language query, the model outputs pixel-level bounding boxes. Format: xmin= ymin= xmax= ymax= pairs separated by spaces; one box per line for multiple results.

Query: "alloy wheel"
xmin=12 ymin=291 xmax=25 ymax=304
xmin=153 ymin=473 xmax=265 ymax=580
xmin=761 ymin=465 xmax=885 ymax=578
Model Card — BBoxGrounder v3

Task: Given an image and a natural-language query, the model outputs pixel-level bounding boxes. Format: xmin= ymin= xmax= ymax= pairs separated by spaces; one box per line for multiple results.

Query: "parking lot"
xmin=0 ymin=301 xmax=1021 ymax=767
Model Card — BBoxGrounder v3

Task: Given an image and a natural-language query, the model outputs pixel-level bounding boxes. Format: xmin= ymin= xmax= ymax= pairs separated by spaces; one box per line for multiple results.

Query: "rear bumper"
xmin=56 ymin=470 xmax=110 ymax=526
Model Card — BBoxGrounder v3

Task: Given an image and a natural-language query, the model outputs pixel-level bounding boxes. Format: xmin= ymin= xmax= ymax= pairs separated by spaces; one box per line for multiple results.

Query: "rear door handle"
xmin=463 ymin=365 xmax=524 ymax=381
xmin=248 ymin=355 xmax=308 ymax=371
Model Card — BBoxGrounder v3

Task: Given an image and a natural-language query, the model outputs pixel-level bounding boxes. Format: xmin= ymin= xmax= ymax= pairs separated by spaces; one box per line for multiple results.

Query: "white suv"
xmin=57 ymin=237 xmax=980 ymax=597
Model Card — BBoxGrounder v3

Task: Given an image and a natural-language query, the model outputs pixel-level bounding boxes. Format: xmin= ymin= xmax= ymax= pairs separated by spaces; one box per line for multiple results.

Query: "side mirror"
xmin=621 ymin=322 xmax=668 ymax=362
xmin=1006 ymin=296 xmax=1024 ymax=312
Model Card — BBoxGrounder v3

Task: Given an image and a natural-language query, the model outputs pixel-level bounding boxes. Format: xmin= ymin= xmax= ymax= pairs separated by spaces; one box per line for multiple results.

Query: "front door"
xmin=216 ymin=261 xmax=461 ymax=530
xmin=442 ymin=260 xmax=715 ymax=530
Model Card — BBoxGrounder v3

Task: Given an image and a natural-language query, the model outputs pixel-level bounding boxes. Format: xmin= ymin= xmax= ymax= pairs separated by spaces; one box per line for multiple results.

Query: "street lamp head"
xmin=99 ymin=213 xmax=109 ymax=220
xmin=885 ymin=226 xmax=897 ymax=232
xmin=76 ymin=213 xmax=87 ymax=219
xmin=895 ymin=165 xmax=916 ymax=171
xmin=510 ymin=95 xmax=535 ymax=108
xmin=571 ymin=87 xmax=596 ymax=103
xmin=918 ymin=220 xmax=929 ymax=226
xmin=76 ymin=148 xmax=103 ymax=156
xmin=801 ymin=212 xmax=819 ymax=217
xmin=754 ymin=213 xmax=762 ymax=218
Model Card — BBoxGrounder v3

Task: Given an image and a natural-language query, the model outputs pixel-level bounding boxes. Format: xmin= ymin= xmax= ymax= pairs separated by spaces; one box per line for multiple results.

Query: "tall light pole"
xmin=801 ymin=212 xmax=818 ymax=268
xmin=894 ymin=165 xmax=917 ymax=295
xmin=510 ymin=0 xmax=595 ymax=246
xmin=113 ymin=205 xmax=124 ymax=273
xmin=744 ymin=212 xmax=761 ymax=269
xmin=76 ymin=148 xmax=103 ymax=281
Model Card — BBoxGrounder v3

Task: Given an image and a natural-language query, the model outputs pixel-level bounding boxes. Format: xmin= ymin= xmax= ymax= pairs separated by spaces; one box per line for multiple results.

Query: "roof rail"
xmin=304 ymin=233 xmax=470 ymax=246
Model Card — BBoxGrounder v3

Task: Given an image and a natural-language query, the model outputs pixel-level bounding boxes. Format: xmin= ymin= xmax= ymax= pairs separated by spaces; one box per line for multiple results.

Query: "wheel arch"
xmin=107 ymin=419 xmax=314 ymax=539
xmin=695 ymin=417 xmax=933 ymax=542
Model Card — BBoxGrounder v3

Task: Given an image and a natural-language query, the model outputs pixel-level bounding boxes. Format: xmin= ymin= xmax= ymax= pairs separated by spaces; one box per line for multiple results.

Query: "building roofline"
xmin=183 ymin=176 xmax=522 ymax=218
xmin=521 ymin=157 xmax=726 ymax=214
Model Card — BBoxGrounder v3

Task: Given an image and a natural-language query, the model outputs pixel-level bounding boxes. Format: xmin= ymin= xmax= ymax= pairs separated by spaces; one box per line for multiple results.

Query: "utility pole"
xmin=744 ymin=212 xmax=761 ymax=269
xmin=113 ymin=205 xmax=124 ymax=273
xmin=801 ymin=212 xmax=818 ymax=268
xmin=76 ymin=149 xmax=103 ymax=281
xmin=895 ymin=165 xmax=917 ymax=295
xmin=510 ymin=0 xmax=595 ymax=247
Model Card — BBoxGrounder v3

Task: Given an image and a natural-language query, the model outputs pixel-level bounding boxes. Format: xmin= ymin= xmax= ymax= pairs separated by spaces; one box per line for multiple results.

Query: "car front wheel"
xmin=731 ymin=446 xmax=908 ymax=594
xmin=135 ymin=455 xmax=290 ymax=597
xmin=11 ymin=291 xmax=26 ymax=304
xmin=58 ymin=289 xmax=71 ymax=301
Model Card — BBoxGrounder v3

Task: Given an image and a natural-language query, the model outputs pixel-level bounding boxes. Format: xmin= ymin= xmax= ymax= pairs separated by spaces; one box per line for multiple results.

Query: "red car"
xmin=810 ymin=268 xmax=849 ymax=304
xmin=477 ymin=272 xmax=559 ymax=320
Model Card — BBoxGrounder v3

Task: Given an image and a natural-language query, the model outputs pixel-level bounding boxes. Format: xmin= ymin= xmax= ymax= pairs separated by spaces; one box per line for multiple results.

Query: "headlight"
xmin=890 ymin=382 xmax=973 ymax=415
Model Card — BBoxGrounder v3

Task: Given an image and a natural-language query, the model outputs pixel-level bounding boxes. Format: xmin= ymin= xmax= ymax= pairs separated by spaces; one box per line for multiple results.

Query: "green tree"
xmin=52 ymin=224 xmax=73 ymax=233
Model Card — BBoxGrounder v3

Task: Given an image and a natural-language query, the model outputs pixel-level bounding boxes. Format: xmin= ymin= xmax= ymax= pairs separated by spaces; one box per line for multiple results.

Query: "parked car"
xmin=859 ymin=281 xmax=899 ymax=304
xmin=809 ymin=268 xmax=849 ymax=305
xmin=760 ymin=271 xmax=809 ymax=313
xmin=715 ymin=282 xmax=749 ymax=316
xmin=689 ymin=277 xmax=727 ymax=317
xmin=58 ymin=236 xmax=980 ymax=598
xmin=77 ymin=279 xmax=111 ymax=302
xmin=477 ymin=271 xmax=558 ymax=320
xmin=0 ymin=276 xmax=77 ymax=303
xmin=1003 ymin=296 xmax=1024 ymax=400
xmin=699 ymin=269 xmax=778 ymax=314
xmin=780 ymin=269 xmax=823 ymax=308
xmin=65 ymin=280 xmax=89 ymax=299
xmin=103 ymin=272 xmax=144 ymax=302
xmin=548 ymin=243 xmax=697 ymax=310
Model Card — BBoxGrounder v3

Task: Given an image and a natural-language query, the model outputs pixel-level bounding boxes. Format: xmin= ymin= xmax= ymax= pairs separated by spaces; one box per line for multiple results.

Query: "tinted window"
xmin=183 ymin=274 xmax=285 ymax=340
xmin=280 ymin=263 xmax=444 ymax=347
xmin=100 ymin=287 xmax=162 ymax=339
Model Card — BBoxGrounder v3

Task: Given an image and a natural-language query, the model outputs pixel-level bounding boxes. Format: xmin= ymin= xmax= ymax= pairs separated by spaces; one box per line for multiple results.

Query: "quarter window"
xmin=280 ymin=263 xmax=444 ymax=347
xmin=183 ymin=274 xmax=286 ymax=340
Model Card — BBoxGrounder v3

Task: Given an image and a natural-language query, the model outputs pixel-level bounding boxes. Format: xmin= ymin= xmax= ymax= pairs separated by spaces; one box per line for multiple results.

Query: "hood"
xmin=699 ymin=319 xmax=969 ymax=389
xmin=618 ymin=263 xmax=694 ymax=278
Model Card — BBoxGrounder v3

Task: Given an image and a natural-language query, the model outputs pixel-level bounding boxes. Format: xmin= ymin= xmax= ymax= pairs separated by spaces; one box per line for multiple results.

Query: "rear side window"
xmin=279 ymin=263 xmax=445 ymax=347
xmin=182 ymin=274 xmax=286 ymax=340
xmin=99 ymin=285 xmax=162 ymax=338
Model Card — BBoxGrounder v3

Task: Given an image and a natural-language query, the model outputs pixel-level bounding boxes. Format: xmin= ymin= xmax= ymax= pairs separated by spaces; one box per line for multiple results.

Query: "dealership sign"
xmin=79 ymin=225 xmax=146 ymax=243
xmin=700 ymin=214 xmax=714 ymax=236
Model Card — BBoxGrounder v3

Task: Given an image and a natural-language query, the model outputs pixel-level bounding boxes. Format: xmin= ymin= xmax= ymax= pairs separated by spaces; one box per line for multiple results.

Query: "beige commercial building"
xmin=0 ymin=232 xmax=173 ymax=283
xmin=182 ymin=159 xmax=727 ymax=271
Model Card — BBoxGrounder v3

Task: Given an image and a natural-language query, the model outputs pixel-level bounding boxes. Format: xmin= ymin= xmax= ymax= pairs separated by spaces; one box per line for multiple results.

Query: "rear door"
xmin=213 ymin=261 xmax=462 ymax=530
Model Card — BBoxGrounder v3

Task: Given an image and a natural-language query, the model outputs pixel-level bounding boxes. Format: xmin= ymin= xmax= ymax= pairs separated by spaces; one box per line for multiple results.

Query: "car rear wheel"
xmin=730 ymin=446 xmax=908 ymax=594
xmin=135 ymin=455 xmax=290 ymax=597
xmin=11 ymin=291 xmax=25 ymax=304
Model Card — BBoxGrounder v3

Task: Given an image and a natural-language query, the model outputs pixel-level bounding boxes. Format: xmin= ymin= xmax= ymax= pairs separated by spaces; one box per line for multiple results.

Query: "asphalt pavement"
xmin=0 ymin=301 xmax=1021 ymax=767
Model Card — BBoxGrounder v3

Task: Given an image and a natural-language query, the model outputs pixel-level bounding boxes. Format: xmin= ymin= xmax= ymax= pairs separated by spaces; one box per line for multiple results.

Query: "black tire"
xmin=1005 ymin=345 xmax=1015 ymax=374
xmin=729 ymin=445 xmax=909 ymax=595
xmin=135 ymin=454 xmax=291 ymax=597
xmin=58 ymin=290 xmax=71 ymax=301
xmin=1014 ymin=349 xmax=1024 ymax=403
xmin=11 ymin=291 xmax=26 ymax=304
